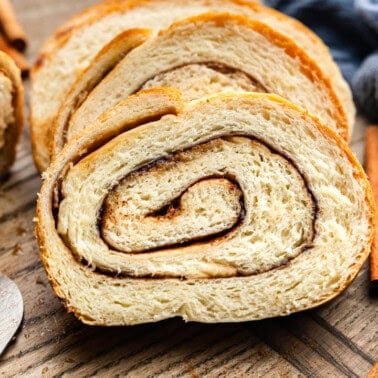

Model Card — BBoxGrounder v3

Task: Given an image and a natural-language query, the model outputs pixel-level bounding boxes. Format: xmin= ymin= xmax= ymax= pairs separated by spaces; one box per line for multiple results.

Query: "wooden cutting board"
xmin=0 ymin=1 xmax=376 ymax=376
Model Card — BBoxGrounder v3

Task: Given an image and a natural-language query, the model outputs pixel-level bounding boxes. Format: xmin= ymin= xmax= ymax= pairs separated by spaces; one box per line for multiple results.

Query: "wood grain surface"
xmin=0 ymin=1 xmax=377 ymax=377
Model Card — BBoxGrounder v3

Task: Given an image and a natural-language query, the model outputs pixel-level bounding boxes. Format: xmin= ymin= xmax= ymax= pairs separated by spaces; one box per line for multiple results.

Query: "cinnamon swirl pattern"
xmin=30 ymin=0 xmax=354 ymax=172
xmin=0 ymin=51 xmax=23 ymax=179
xmin=36 ymin=89 xmax=374 ymax=325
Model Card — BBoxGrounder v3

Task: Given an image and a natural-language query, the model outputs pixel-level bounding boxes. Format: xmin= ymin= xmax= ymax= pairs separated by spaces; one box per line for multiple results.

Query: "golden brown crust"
xmin=36 ymin=89 xmax=374 ymax=325
xmin=28 ymin=101 xmax=45 ymax=172
xmin=0 ymin=51 xmax=23 ymax=179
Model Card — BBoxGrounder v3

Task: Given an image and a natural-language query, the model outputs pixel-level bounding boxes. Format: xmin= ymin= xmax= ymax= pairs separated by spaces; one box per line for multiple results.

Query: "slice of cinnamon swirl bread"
xmin=36 ymin=89 xmax=374 ymax=325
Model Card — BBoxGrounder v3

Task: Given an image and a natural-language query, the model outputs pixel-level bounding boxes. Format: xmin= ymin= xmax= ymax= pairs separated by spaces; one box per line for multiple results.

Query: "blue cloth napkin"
xmin=264 ymin=0 xmax=378 ymax=121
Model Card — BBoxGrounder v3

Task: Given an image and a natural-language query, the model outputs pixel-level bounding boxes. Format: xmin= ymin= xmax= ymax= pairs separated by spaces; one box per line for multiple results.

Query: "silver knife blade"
xmin=0 ymin=273 xmax=23 ymax=355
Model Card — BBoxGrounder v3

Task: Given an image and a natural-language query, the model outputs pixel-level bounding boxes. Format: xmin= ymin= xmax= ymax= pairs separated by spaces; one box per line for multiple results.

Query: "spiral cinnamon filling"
xmin=57 ymin=135 xmax=317 ymax=279
xmin=102 ymin=176 xmax=245 ymax=252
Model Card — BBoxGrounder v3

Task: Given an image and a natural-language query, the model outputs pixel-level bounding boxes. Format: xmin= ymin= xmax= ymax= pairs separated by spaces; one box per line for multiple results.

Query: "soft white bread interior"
xmin=36 ymin=89 xmax=374 ymax=325
xmin=30 ymin=0 xmax=353 ymax=171
xmin=0 ymin=51 xmax=23 ymax=179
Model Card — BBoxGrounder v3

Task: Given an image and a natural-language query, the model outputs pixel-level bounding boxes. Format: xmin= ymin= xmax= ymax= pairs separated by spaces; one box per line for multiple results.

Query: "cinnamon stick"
xmin=365 ymin=126 xmax=378 ymax=284
xmin=0 ymin=34 xmax=28 ymax=77
xmin=0 ymin=0 xmax=27 ymax=52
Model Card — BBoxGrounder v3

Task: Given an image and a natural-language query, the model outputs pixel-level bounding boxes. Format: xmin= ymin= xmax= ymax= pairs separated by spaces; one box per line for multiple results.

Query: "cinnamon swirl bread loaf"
xmin=30 ymin=0 xmax=353 ymax=171
xmin=0 ymin=51 xmax=23 ymax=179
xmin=36 ymin=89 xmax=374 ymax=325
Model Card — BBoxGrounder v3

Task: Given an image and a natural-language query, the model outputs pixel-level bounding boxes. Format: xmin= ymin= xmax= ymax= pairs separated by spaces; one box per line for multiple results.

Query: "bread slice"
xmin=36 ymin=88 xmax=374 ymax=325
xmin=0 ymin=51 xmax=23 ymax=179
xmin=30 ymin=0 xmax=353 ymax=171
xmin=50 ymin=13 xmax=348 ymax=162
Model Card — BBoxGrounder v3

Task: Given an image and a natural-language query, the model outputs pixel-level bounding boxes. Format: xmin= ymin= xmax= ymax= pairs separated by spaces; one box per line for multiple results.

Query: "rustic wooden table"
xmin=0 ymin=1 xmax=376 ymax=376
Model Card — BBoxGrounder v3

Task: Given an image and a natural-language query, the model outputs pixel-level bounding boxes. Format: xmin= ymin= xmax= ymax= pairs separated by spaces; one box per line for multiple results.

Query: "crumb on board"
xmin=36 ymin=275 xmax=46 ymax=286
xmin=11 ymin=243 xmax=22 ymax=255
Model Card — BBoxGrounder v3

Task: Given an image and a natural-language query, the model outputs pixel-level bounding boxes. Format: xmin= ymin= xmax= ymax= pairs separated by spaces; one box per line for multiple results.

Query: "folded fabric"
xmin=353 ymin=52 xmax=378 ymax=122
xmin=264 ymin=0 xmax=378 ymax=121
xmin=354 ymin=0 xmax=378 ymax=122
